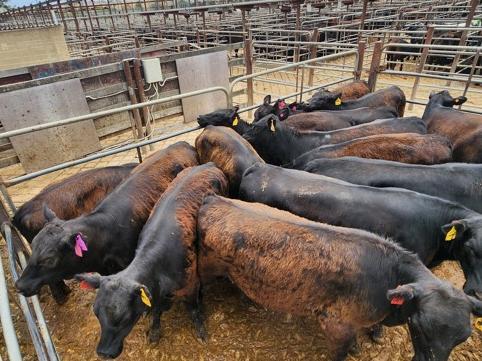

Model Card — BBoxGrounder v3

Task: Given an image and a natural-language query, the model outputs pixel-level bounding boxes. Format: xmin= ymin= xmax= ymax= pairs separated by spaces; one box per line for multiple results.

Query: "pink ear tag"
xmin=74 ymin=234 xmax=88 ymax=257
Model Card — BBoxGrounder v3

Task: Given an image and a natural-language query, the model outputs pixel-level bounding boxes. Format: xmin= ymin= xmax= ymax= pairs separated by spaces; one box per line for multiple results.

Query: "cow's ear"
xmin=387 ymin=284 xmax=418 ymax=306
xmin=453 ymin=96 xmax=467 ymax=105
xmin=468 ymin=295 xmax=482 ymax=317
xmin=75 ymin=272 xmax=101 ymax=289
xmin=441 ymin=220 xmax=468 ymax=242
xmin=278 ymin=108 xmax=290 ymax=121
xmin=263 ymin=95 xmax=272 ymax=105
xmin=43 ymin=204 xmax=58 ymax=222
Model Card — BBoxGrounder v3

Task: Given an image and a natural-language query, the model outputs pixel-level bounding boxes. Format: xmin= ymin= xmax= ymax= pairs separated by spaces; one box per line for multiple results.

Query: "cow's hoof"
xmin=147 ymin=329 xmax=161 ymax=344
xmin=51 ymin=284 xmax=71 ymax=305
xmin=368 ymin=324 xmax=384 ymax=344
xmin=348 ymin=341 xmax=361 ymax=356
xmin=195 ymin=324 xmax=208 ymax=343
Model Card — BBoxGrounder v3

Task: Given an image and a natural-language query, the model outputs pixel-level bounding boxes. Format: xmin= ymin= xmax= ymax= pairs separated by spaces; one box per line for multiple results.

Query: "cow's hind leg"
xmin=319 ymin=318 xmax=357 ymax=361
xmin=184 ymin=284 xmax=207 ymax=342
xmin=49 ymin=280 xmax=71 ymax=305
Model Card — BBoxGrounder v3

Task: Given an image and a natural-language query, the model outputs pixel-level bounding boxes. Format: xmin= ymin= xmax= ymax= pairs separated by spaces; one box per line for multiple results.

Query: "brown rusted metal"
xmin=244 ymin=38 xmax=254 ymax=114
xmin=133 ymin=59 xmax=154 ymax=151
xmin=367 ymin=40 xmax=382 ymax=91
xmin=122 ymin=60 xmax=147 ymax=154
xmin=355 ymin=40 xmax=366 ymax=80
xmin=308 ymin=28 xmax=319 ymax=87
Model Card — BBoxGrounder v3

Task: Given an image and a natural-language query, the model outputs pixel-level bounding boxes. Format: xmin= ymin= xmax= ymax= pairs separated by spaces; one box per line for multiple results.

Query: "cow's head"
xmin=387 ymin=280 xmax=482 ymax=361
xmin=254 ymin=95 xmax=275 ymax=121
xmin=301 ymin=90 xmax=343 ymax=112
xmin=429 ymin=90 xmax=467 ymax=108
xmin=442 ymin=217 xmax=482 ymax=299
xmin=197 ymin=106 xmax=240 ymax=128
xmin=77 ymin=273 xmax=152 ymax=359
xmin=15 ymin=206 xmax=88 ymax=297
xmin=243 ymin=114 xmax=283 ymax=142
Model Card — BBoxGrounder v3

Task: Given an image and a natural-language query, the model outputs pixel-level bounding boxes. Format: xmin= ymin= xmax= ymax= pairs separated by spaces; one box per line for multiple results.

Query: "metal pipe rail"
xmin=0 ymin=86 xmax=228 ymax=142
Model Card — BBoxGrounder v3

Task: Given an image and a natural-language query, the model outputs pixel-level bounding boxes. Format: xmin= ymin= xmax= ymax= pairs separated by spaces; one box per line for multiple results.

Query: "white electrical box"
xmin=142 ymin=58 xmax=163 ymax=83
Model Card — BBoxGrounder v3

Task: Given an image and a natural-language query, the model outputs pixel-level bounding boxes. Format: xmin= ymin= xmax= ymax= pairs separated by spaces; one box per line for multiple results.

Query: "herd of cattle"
xmin=11 ymin=80 xmax=482 ymax=361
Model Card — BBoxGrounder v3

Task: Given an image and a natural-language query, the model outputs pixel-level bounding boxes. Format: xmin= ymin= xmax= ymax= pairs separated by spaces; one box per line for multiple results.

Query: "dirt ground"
xmin=1 ymin=54 xmax=482 ymax=361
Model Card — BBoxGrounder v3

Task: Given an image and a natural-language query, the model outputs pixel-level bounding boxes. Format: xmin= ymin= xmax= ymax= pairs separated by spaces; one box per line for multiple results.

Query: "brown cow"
xmin=195 ymin=125 xmax=264 ymax=195
xmin=282 ymin=106 xmax=397 ymax=131
xmin=13 ymin=164 xmax=136 ymax=243
xmin=197 ymin=195 xmax=482 ymax=361
xmin=289 ymin=133 xmax=452 ymax=169
xmin=242 ymin=115 xmax=426 ymax=165
xmin=301 ymin=86 xmax=406 ymax=117
xmin=15 ymin=142 xmax=198 ymax=304
xmin=326 ymin=80 xmax=370 ymax=101
xmin=423 ymin=90 xmax=482 ymax=163
xmin=77 ymin=164 xmax=228 ymax=358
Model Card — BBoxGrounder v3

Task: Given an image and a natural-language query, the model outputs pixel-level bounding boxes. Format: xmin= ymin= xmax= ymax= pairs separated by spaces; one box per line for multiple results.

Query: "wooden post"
xmin=367 ymin=41 xmax=383 ymax=92
xmin=355 ymin=40 xmax=366 ymax=80
xmin=69 ymin=2 xmax=80 ymax=32
xmin=91 ymin=0 xmax=101 ymax=29
xmin=57 ymin=0 xmax=67 ymax=30
xmin=459 ymin=49 xmax=480 ymax=109
xmin=308 ymin=28 xmax=319 ymax=87
xmin=133 ymin=59 xmax=155 ymax=150
xmin=358 ymin=0 xmax=368 ymax=42
xmin=123 ymin=60 xmax=147 ymax=154
xmin=408 ymin=25 xmax=434 ymax=110
xmin=244 ymin=38 xmax=254 ymax=111
xmin=106 ymin=0 xmax=116 ymax=30
xmin=83 ymin=0 xmax=95 ymax=32
xmin=202 ymin=11 xmax=207 ymax=45
xmin=123 ymin=0 xmax=131 ymax=29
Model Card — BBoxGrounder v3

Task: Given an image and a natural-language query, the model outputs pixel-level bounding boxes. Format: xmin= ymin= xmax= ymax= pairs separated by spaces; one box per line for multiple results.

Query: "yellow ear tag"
xmin=445 ymin=226 xmax=457 ymax=241
xmin=335 ymin=98 xmax=342 ymax=106
xmin=140 ymin=288 xmax=151 ymax=307
xmin=475 ymin=318 xmax=482 ymax=331
xmin=270 ymin=122 xmax=276 ymax=132
xmin=232 ymin=116 xmax=239 ymax=126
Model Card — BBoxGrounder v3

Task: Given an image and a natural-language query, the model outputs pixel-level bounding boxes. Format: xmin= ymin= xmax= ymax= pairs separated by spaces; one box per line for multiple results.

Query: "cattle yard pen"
xmin=1 ymin=0 xmax=482 ymax=360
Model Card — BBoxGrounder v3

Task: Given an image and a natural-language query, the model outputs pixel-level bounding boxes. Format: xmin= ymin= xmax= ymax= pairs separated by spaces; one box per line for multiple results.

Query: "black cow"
xmin=300 ymin=85 xmax=406 ymax=117
xmin=77 ymin=164 xmax=228 ymax=359
xmin=239 ymin=163 xmax=482 ymax=298
xmin=242 ymin=114 xmax=426 ymax=166
xmin=303 ymin=157 xmax=482 ymax=213
xmin=15 ymin=142 xmax=198 ymax=299
xmin=197 ymin=106 xmax=251 ymax=135
xmin=199 ymin=195 xmax=482 ymax=361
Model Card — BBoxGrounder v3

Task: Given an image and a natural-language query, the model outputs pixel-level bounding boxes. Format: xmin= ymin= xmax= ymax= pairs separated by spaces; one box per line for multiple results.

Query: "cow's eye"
xmin=41 ymin=257 xmax=57 ymax=268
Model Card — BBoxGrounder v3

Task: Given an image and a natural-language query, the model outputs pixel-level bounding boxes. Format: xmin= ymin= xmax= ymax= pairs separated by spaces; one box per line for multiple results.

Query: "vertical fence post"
xmin=355 ymin=40 xmax=366 ymax=80
xmin=367 ymin=41 xmax=383 ymax=91
xmin=408 ymin=25 xmax=434 ymax=110
xmin=123 ymin=60 xmax=146 ymax=156
xmin=133 ymin=59 xmax=155 ymax=151
xmin=244 ymin=37 xmax=254 ymax=113
xmin=459 ymin=49 xmax=480 ymax=110
xmin=446 ymin=0 xmax=478 ymax=86
xmin=308 ymin=28 xmax=319 ymax=87
xmin=358 ymin=0 xmax=368 ymax=42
